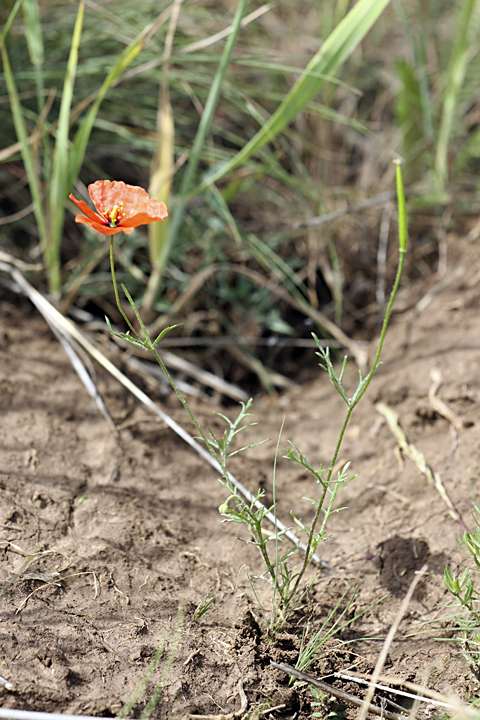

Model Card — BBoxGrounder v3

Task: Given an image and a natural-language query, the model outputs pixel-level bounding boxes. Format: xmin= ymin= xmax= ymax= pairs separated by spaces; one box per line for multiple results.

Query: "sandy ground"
xmin=1 ymin=229 xmax=480 ymax=718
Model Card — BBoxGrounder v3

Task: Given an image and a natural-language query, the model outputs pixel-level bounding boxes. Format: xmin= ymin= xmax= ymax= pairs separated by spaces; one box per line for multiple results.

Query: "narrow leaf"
xmin=160 ymin=0 xmax=248 ymax=278
xmin=68 ymin=12 xmax=169 ymax=190
xmin=0 ymin=40 xmax=48 ymax=255
xmin=48 ymin=1 xmax=85 ymax=293
xmin=435 ymin=0 xmax=477 ymax=190
xmin=189 ymin=0 xmax=392 ymax=196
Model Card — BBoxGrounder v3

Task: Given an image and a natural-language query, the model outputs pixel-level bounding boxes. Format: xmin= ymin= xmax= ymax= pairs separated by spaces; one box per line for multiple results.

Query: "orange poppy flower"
xmin=69 ymin=180 xmax=168 ymax=235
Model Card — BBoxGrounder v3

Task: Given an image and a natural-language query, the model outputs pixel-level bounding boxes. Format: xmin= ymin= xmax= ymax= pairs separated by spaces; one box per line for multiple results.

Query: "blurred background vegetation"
xmin=1 ymin=0 xmax=479 ymax=394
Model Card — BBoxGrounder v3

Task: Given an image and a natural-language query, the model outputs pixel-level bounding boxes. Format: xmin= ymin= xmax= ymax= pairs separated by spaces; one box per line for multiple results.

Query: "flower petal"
xmin=88 ymin=180 xmax=150 ymax=219
xmin=74 ymin=214 xmax=134 ymax=235
xmin=69 ymin=194 xmax=103 ymax=224
xmin=71 ymin=181 xmax=167 ymax=234
xmin=121 ymin=200 xmax=168 ymax=228
xmin=147 ymin=199 xmax=169 ymax=219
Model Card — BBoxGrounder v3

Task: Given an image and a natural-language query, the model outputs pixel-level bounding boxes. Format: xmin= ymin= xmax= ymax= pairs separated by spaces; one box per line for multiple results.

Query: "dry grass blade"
xmin=148 ymin=264 xmax=222 ymax=331
xmin=428 ymin=367 xmax=464 ymax=431
xmin=15 ymin=571 xmax=95 ymax=614
xmin=126 ymin=356 xmax=203 ymax=399
xmin=181 ymin=3 xmax=274 ymax=54
xmin=334 ymin=670 xmax=459 ymax=711
xmin=357 ymin=564 xmax=428 ymax=720
xmin=126 ymin=336 xmax=322 ymax=349
xmin=270 ymin=662 xmax=410 ymax=720
xmin=49 ymin=324 xmax=117 ymax=435
xmin=0 ymin=543 xmax=43 ymax=602
xmin=0 ymin=711 xmax=132 ymax=720
xmin=0 ymin=259 xmax=326 ymax=566
xmin=0 ymin=259 xmax=117 ymax=434
xmin=126 ymin=353 xmax=249 ymax=403
xmin=0 ymin=675 xmax=14 ymax=691
xmin=376 ymin=402 xmax=466 ymax=530
xmin=0 ymin=250 xmax=42 ymax=272
xmin=143 ymin=0 xmax=180 ymax=314
xmin=0 ymin=202 xmax=36 ymax=225
xmin=222 ymin=339 xmax=294 ymax=392
xmin=226 ymin=263 xmax=368 ymax=369
xmin=413 ymin=265 xmax=465 ymax=316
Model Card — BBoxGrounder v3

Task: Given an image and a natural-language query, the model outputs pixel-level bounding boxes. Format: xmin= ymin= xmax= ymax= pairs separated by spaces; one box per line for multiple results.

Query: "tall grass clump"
xmin=2 ymin=0 xmax=399 ymax=362
xmin=3 ymin=0 xmax=477 ymax=363
xmin=0 ymin=0 xmax=165 ymax=297
xmin=143 ymin=0 xmax=393 ymax=307
xmin=394 ymin=0 xmax=480 ymax=194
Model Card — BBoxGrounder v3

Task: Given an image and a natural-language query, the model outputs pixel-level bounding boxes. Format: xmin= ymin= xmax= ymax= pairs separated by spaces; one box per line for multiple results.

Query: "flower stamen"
xmin=102 ymin=202 xmax=125 ymax=227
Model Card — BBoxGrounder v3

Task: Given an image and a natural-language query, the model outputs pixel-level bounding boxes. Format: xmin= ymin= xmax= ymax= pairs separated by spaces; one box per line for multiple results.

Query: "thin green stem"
xmin=293 ymin=406 xmax=353 ymax=584
xmin=291 ymin=248 xmax=405 ymax=594
xmin=109 ymin=238 xmax=235 ymax=492
xmin=272 ymin=419 xmax=285 ymax=624
xmin=251 ymin=515 xmax=277 ymax=586
xmin=288 ymin=163 xmax=408 ymax=605
xmin=109 ymin=238 xmax=142 ymax=341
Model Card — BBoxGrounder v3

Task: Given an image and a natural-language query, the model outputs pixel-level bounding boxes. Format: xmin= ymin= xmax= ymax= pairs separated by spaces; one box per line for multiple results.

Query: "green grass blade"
xmin=395 ymin=160 xmax=407 ymax=253
xmin=67 ymin=20 xmax=158 ymax=190
xmin=143 ymin=0 xmax=180 ymax=316
xmin=412 ymin=9 xmax=434 ymax=143
xmin=181 ymin=0 xmax=248 ymax=196
xmin=51 ymin=11 xmax=163 ymax=294
xmin=146 ymin=0 xmax=248 ymax=298
xmin=117 ymin=637 xmax=167 ymax=719
xmin=0 ymin=38 xmax=48 ymax=259
xmin=22 ymin=0 xmax=52 ymax=179
xmin=393 ymin=0 xmax=434 ymax=144
xmin=1 ymin=0 xmax=22 ymax=42
xmin=189 ymin=0 xmax=392 ymax=197
xmin=395 ymin=59 xmax=425 ymax=161
xmin=48 ymin=0 xmax=85 ymax=294
xmin=22 ymin=0 xmax=44 ymax=70
xmin=435 ymin=0 xmax=477 ymax=190
xmin=209 ymin=187 xmax=314 ymax=323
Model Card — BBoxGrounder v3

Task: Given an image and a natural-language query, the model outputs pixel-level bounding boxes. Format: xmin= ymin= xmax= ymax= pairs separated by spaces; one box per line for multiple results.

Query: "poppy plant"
xmin=69 ymin=180 xmax=168 ymax=235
